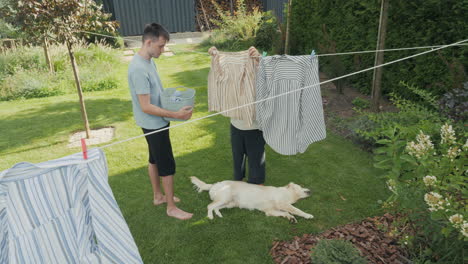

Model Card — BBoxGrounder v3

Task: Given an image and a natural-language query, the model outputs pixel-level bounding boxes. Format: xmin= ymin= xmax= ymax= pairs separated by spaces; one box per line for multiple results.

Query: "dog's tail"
xmin=190 ymin=176 xmax=213 ymax=193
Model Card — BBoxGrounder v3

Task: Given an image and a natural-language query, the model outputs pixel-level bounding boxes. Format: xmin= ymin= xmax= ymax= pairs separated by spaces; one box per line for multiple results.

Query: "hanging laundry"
xmin=0 ymin=148 xmax=143 ymax=264
xmin=207 ymin=47 xmax=259 ymax=127
xmin=256 ymin=55 xmax=326 ymax=155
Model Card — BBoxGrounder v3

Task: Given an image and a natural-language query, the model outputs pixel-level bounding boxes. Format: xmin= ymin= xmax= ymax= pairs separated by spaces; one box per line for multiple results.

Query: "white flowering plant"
xmin=373 ymin=123 xmax=467 ymax=261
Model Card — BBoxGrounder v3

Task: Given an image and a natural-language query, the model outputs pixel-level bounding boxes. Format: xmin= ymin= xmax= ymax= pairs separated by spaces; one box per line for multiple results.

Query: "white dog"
xmin=190 ymin=176 xmax=314 ymax=222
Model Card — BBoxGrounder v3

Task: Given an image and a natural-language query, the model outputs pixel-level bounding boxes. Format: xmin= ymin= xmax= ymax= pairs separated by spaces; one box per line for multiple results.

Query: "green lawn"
xmin=0 ymin=44 xmax=389 ymax=263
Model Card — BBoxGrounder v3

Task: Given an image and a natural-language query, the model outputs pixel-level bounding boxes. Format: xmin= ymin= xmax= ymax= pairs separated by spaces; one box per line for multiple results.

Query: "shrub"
xmin=310 ymin=239 xmax=367 ymax=264
xmin=83 ymin=77 xmax=118 ymax=92
xmin=0 ymin=69 xmax=64 ymax=100
xmin=0 ymin=45 xmax=45 ymax=75
xmin=438 ymin=82 xmax=468 ymax=122
xmin=201 ymin=0 xmax=262 ymax=51
xmin=374 ymin=123 xmax=467 ymax=263
xmin=81 ymin=30 xmax=124 ymax=49
xmin=289 ymin=0 xmax=467 ymax=100
xmin=0 ymin=42 xmax=123 ymax=101
xmin=74 ymin=42 xmax=121 ymax=65
xmin=351 ymin=82 xmax=446 ymax=148
xmin=0 ymin=19 xmax=22 ymax=39
xmin=254 ymin=11 xmax=282 ymax=54
xmin=351 ymin=97 xmax=370 ymax=110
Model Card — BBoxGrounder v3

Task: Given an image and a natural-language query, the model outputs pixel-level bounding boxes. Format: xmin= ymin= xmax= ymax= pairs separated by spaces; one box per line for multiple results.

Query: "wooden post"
xmin=43 ymin=36 xmax=54 ymax=73
xmin=199 ymin=0 xmax=211 ymax=31
xmin=67 ymin=41 xmax=91 ymax=139
xmin=371 ymin=0 xmax=389 ymax=112
xmin=230 ymin=0 xmax=234 ymax=16
xmin=284 ymin=0 xmax=293 ymax=54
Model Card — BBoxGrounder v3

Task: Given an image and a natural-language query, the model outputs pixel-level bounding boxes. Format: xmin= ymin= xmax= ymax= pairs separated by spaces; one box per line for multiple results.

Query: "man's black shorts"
xmin=142 ymin=124 xmax=175 ymax=176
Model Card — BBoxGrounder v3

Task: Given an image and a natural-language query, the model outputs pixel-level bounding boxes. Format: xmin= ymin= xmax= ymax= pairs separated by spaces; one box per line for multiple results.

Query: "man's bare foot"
xmin=167 ymin=207 xmax=193 ymax=220
xmin=153 ymin=195 xmax=181 ymax=206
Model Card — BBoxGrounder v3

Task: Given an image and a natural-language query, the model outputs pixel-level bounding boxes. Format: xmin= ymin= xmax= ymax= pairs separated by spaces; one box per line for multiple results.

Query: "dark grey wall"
xmin=112 ymin=0 xmax=195 ymax=36
xmin=262 ymin=0 xmax=288 ymax=22
xmin=105 ymin=0 xmax=289 ymax=36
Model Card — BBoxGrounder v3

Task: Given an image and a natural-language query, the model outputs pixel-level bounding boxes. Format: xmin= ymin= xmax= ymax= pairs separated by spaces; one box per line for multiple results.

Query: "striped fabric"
xmin=0 ymin=148 xmax=143 ymax=264
xmin=256 ymin=55 xmax=326 ymax=155
xmin=208 ymin=47 xmax=259 ymax=127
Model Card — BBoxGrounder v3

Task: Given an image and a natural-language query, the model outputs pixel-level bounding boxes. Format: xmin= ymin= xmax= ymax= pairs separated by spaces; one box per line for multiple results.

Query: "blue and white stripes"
xmin=256 ymin=55 xmax=326 ymax=155
xmin=0 ymin=148 xmax=143 ymax=264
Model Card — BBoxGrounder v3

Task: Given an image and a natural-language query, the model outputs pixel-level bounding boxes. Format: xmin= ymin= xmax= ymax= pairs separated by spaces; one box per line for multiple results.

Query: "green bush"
xmin=81 ymin=30 xmax=124 ymax=49
xmin=201 ymin=0 xmax=262 ymax=51
xmin=438 ymin=82 xmax=468 ymax=122
xmin=374 ymin=123 xmax=467 ymax=263
xmin=0 ymin=45 xmax=45 ymax=75
xmin=351 ymin=97 xmax=370 ymax=110
xmin=0 ymin=19 xmax=22 ymax=39
xmin=0 ymin=42 xmax=123 ymax=100
xmin=74 ymin=43 xmax=120 ymax=65
xmin=83 ymin=77 xmax=118 ymax=92
xmin=0 ymin=69 xmax=64 ymax=100
xmin=289 ymin=0 xmax=467 ymax=100
xmin=350 ymin=82 xmax=446 ymax=148
xmin=310 ymin=239 xmax=367 ymax=264
xmin=254 ymin=11 xmax=282 ymax=54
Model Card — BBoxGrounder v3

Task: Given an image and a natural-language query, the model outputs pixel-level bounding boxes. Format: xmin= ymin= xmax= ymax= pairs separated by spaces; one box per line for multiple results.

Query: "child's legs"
xmin=230 ymin=124 xmax=246 ymax=181
xmin=245 ymin=129 xmax=266 ymax=184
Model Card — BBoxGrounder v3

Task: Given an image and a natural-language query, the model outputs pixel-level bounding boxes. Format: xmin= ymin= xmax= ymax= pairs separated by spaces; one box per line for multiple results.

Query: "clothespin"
xmin=310 ymin=49 xmax=316 ymax=62
xmin=81 ymin=138 xmax=88 ymax=160
xmin=262 ymin=51 xmax=267 ymax=57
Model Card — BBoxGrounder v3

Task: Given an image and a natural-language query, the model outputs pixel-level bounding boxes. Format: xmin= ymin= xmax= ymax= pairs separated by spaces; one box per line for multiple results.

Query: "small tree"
xmin=13 ymin=0 xmax=118 ymax=138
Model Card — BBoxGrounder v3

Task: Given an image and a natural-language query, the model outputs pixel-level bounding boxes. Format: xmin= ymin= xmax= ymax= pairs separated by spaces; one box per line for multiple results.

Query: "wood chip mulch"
xmin=270 ymin=213 xmax=412 ymax=264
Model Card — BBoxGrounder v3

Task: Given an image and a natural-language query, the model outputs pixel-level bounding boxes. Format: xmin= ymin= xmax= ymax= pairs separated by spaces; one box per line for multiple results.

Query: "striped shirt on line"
xmin=0 ymin=148 xmax=143 ymax=264
xmin=256 ymin=55 xmax=326 ymax=155
xmin=208 ymin=47 xmax=259 ymax=127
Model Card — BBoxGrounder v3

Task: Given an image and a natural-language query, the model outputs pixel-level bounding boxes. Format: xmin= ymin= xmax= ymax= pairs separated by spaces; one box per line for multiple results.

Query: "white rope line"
xmin=99 ymin=38 xmax=468 ymax=150
xmin=172 ymin=44 xmax=468 ymax=57
xmin=81 ymin=30 xmax=468 ymax=57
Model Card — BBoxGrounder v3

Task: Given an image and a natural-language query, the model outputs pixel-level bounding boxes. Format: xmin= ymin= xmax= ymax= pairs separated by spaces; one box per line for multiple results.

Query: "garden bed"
xmin=270 ymin=214 xmax=410 ymax=264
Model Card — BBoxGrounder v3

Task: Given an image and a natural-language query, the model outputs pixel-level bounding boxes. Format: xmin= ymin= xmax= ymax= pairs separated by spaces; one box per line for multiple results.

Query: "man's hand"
xmin=248 ymin=46 xmax=260 ymax=62
xmin=208 ymin=46 xmax=218 ymax=56
xmin=174 ymin=106 xmax=193 ymax=120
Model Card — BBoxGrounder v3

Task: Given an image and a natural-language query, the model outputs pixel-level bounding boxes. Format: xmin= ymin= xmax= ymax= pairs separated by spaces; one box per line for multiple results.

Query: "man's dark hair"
xmin=142 ymin=23 xmax=170 ymax=42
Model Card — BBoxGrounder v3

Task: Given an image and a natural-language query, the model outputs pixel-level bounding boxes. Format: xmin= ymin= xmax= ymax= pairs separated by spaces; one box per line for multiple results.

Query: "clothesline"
xmin=81 ymin=30 xmax=468 ymax=57
xmin=99 ymin=38 xmax=468 ymax=150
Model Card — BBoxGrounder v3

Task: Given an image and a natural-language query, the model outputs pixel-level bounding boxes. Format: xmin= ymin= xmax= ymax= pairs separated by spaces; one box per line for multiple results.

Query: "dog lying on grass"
xmin=190 ymin=176 xmax=314 ymax=222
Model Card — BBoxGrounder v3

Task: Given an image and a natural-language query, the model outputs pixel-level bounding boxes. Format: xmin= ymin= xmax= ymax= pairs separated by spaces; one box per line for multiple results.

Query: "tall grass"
xmin=201 ymin=0 xmax=262 ymax=51
xmin=0 ymin=41 xmax=122 ymax=101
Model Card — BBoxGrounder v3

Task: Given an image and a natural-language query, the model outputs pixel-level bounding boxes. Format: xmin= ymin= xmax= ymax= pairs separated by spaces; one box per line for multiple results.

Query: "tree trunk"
xmin=284 ymin=0 xmax=293 ymax=54
xmin=43 ymin=37 xmax=53 ymax=73
xmin=230 ymin=0 xmax=234 ymax=16
xmin=371 ymin=0 xmax=389 ymax=112
xmin=199 ymin=0 xmax=211 ymax=31
xmin=67 ymin=41 xmax=91 ymax=139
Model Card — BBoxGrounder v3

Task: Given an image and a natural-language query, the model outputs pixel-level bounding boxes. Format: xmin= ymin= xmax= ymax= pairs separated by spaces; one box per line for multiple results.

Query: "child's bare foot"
xmin=167 ymin=207 xmax=193 ymax=220
xmin=153 ymin=195 xmax=181 ymax=206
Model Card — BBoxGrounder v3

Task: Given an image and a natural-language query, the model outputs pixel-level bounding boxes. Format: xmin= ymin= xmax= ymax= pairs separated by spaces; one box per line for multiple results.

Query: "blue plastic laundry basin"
xmin=161 ymin=86 xmax=196 ymax=122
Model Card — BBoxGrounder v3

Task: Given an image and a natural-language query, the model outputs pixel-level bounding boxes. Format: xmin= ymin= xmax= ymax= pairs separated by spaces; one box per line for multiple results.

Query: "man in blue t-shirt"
xmin=128 ymin=23 xmax=193 ymax=220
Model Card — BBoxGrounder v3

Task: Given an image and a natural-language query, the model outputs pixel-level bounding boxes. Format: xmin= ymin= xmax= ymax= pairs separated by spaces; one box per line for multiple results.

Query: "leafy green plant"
xmin=254 ymin=11 xmax=282 ymax=54
xmin=202 ymin=0 xmax=262 ymax=50
xmin=374 ymin=123 xmax=467 ymax=263
xmin=351 ymin=83 xmax=445 ymax=148
xmin=289 ymin=0 xmax=467 ymax=99
xmin=0 ymin=42 xmax=122 ymax=101
xmin=83 ymin=78 xmax=118 ymax=92
xmin=310 ymin=239 xmax=367 ymax=264
xmin=351 ymin=97 xmax=370 ymax=110
xmin=0 ymin=68 xmax=64 ymax=100
xmin=438 ymin=82 xmax=468 ymax=122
